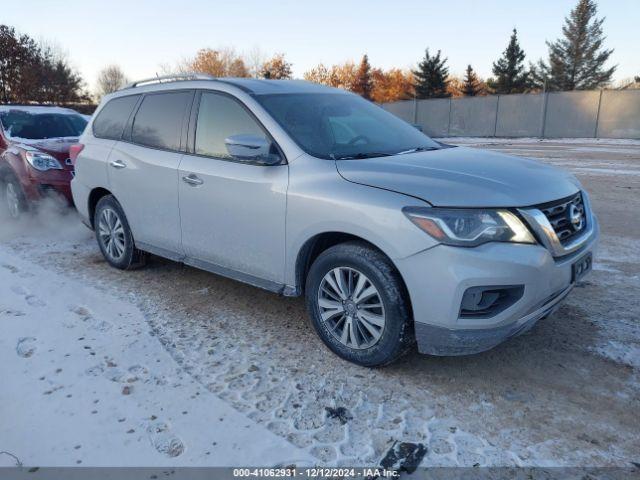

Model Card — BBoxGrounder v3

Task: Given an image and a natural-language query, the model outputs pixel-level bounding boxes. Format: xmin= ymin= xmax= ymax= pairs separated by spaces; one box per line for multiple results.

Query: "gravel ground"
xmin=1 ymin=139 xmax=639 ymax=467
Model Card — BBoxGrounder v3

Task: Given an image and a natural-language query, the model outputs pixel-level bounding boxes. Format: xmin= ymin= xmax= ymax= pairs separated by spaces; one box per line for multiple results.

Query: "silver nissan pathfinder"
xmin=71 ymin=75 xmax=598 ymax=366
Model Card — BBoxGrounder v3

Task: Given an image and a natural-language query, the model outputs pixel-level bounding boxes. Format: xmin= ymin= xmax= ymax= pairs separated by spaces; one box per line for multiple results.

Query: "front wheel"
xmin=3 ymin=176 xmax=27 ymax=220
xmin=305 ymin=241 xmax=414 ymax=367
xmin=94 ymin=195 xmax=146 ymax=270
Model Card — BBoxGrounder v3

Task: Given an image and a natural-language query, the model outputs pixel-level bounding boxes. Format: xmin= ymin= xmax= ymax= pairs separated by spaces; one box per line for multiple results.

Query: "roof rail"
xmin=121 ymin=73 xmax=216 ymax=90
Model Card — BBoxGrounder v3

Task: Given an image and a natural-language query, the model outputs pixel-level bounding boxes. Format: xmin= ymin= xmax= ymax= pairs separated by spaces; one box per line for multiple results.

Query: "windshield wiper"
xmin=395 ymin=146 xmax=439 ymax=155
xmin=332 ymin=152 xmax=394 ymax=160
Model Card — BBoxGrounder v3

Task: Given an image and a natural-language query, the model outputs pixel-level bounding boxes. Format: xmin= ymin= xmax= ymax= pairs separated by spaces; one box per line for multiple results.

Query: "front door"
xmin=179 ymin=91 xmax=288 ymax=284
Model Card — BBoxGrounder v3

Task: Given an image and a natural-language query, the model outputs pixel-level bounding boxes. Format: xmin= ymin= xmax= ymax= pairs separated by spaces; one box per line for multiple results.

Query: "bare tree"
xmin=187 ymin=47 xmax=249 ymax=77
xmin=246 ymin=46 xmax=267 ymax=78
xmin=96 ymin=65 xmax=128 ymax=98
xmin=614 ymin=77 xmax=640 ymax=90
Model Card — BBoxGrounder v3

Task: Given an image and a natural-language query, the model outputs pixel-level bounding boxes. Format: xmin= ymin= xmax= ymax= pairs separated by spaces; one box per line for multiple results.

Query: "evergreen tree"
xmin=352 ymin=54 xmax=373 ymax=99
xmin=37 ymin=44 xmax=86 ymax=103
xmin=462 ymin=65 xmax=482 ymax=96
xmin=0 ymin=25 xmax=86 ymax=103
xmin=532 ymin=0 xmax=616 ymax=90
xmin=412 ymin=49 xmax=450 ymax=99
xmin=489 ymin=29 xmax=528 ymax=94
xmin=0 ymin=25 xmax=40 ymax=103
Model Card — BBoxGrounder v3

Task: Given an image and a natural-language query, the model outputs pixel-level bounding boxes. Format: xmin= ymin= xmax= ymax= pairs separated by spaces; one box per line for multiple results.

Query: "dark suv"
xmin=0 ymin=105 xmax=87 ymax=218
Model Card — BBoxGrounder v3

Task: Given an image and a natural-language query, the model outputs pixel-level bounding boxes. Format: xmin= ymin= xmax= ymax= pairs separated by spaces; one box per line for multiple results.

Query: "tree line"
xmin=1 ymin=0 xmax=635 ymax=106
xmin=0 ymin=25 xmax=87 ymax=104
xmin=342 ymin=0 xmax=621 ymax=101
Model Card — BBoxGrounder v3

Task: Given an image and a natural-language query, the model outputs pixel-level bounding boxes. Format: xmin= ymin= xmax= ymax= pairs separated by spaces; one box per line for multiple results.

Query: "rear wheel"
xmin=305 ymin=241 xmax=414 ymax=367
xmin=94 ymin=195 xmax=146 ymax=270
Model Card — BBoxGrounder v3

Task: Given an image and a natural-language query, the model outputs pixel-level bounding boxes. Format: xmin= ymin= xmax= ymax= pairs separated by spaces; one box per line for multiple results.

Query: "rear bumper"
xmin=395 ymin=219 xmax=598 ymax=356
xmin=70 ymin=177 xmax=91 ymax=226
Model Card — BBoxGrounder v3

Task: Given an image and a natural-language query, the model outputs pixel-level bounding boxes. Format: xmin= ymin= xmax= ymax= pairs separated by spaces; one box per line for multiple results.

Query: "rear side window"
xmin=93 ymin=95 xmax=140 ymax=140
xmin=195 ymin=92 xmax=267 ymax=159
xmin=131 ymin=91 xmax=191 ymax=151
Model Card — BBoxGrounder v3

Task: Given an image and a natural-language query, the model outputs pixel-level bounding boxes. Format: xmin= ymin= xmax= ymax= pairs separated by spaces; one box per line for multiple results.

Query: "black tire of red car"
xmin=305 ymin=241 xmax=415 ymax=367
xmin=94 ymin=195 xmax=147 ymax=270
xmin=1 ymin=171 xmax=28 ymax=220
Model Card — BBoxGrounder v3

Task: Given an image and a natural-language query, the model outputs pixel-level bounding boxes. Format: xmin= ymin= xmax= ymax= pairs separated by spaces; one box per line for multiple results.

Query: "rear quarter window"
xmin=92 ymin=95 xmax=140 ymax=140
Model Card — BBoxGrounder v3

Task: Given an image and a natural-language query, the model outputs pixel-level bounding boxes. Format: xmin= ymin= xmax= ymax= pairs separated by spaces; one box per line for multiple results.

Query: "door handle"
xmin=110 ymin=159 xmax=127 ymax=169
xmin=182 ymin=174 xmax=203 ymax=186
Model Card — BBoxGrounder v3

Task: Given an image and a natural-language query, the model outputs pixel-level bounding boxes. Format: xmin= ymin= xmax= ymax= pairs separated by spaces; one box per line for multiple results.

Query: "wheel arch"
xmin=0 ymin=150 xmax=26 ymax=183
xmin=87 ymin=187 xmax=113 ymax=229
xmin=294 ymin=231 xmax=411 ymax=303
xmin=0 ymin=161 xmax=13 ymax=180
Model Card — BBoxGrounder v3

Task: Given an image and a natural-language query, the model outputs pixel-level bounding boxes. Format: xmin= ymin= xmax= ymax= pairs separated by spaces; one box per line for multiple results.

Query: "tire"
xmin=305 ymin=241 xmax=415 ymax=367
xmin=1 ymin=173 xmax=28 ymax=220
xmin=94 ymin=195 xmax=146 ymax=270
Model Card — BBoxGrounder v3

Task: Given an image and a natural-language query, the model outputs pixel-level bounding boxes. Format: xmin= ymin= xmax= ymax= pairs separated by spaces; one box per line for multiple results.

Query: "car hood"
xmin=335 ymin=146 xmax=581 ymax=207
xmin=12 ymin=137 xmax=79 ymax=162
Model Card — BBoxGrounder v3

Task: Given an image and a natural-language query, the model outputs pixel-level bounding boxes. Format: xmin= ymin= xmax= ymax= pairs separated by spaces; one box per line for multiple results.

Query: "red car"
xmin=0 ymin=105 xmax=88 ymax=219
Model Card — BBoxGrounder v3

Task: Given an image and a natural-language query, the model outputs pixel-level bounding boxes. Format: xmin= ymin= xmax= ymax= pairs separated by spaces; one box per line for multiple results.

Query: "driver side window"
xmin=195 ymin=92 xmax=267 ymax=159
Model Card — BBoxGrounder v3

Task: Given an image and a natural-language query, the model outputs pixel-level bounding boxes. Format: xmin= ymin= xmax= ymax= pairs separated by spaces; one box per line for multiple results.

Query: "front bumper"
xmin=395 ymin=220 xmax=598 ymax=356
xmin=23 ymin=169 xmax=74 ymax=205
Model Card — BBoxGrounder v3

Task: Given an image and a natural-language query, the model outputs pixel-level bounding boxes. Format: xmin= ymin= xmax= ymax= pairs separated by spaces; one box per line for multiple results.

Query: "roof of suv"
xmin=117 ymin=76 xmax=345 ymax=96
xmin=214 ymin=78 xmax=342 ymax=95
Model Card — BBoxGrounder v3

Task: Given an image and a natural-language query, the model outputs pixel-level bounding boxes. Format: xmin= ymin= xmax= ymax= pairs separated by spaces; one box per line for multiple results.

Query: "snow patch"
xmin=595 ymin=341 xmax=640 ymax=369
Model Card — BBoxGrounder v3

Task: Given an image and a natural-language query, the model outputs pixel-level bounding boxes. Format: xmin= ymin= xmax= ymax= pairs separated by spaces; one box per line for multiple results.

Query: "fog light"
xmin=459 ymin=285 xmax=524 ymax=319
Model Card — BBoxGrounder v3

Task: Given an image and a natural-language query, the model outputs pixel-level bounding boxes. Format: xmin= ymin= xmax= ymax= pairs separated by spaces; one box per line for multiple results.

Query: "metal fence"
xmin=382 ymin=89 xmax=640 ymax=139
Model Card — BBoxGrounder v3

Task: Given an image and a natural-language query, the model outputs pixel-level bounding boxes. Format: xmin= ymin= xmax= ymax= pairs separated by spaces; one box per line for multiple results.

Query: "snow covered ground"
xmin=0 ymin=230 xmax=311 ymax=468
xmin=1 ymin=140 xmax=639 ymax=470
xmin=435 ymin=137 xmax=640 ymax=147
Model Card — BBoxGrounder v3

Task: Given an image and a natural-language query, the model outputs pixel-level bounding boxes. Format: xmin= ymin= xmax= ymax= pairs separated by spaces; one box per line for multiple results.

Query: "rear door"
xmin=77 ymin=94 xmax=141 ymax=221
xmin=178 ymin=90 xmax=288 ymax=284
xmin=108 ymin=90 xmax=193 ymax=255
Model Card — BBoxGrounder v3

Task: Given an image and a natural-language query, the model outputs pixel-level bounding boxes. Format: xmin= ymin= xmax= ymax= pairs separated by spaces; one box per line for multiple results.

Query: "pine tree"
xmin=0 ymin=25 xmax=86 ymax=103
xmin=532 ymin=0 xmax=616 ymax=90
xmin=412 ymin=49 xmax=450 ymax=99
xmin=462 ymin=65 xmax=482 ymax=96
xmin=489 ymin=29 xmax=529 ymax=94
xmin=352 ymin=54 xmax=373 ymax=99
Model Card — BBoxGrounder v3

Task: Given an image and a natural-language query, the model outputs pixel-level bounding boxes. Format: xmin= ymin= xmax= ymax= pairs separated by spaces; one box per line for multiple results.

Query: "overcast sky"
xmin=4 ymin=0 xmax=638 ymax=91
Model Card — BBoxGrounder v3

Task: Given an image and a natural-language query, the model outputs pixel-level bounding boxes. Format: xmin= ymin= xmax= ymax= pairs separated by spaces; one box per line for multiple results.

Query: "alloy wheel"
xmin=98 ymin=208 xmax=126 ymax=261
xmin=5 ymin=182 xmax=20 ymax=219
xmin=317 ymin=267 xmax=386 ymax=350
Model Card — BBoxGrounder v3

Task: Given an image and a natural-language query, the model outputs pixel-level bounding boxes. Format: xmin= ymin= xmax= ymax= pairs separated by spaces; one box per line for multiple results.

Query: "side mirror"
xmin=224 ymin=134 xmax=281 ymax=165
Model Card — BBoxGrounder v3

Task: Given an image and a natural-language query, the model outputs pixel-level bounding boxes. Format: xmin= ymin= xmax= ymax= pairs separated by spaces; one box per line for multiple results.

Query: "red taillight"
xmin=69 ymin=143 xmax=85 ymax=166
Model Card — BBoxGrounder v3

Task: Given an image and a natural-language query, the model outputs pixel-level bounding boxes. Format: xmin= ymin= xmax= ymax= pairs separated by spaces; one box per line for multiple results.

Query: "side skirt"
xmin=136 ymin=241 xmax=298 ymax=297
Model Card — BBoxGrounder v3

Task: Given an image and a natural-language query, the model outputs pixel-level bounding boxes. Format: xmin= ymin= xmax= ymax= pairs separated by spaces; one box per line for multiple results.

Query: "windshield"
xmin=256 ymin=93 xmax=441 ymax=159
xmin=0 ymin=110 xmax=87 ymax=140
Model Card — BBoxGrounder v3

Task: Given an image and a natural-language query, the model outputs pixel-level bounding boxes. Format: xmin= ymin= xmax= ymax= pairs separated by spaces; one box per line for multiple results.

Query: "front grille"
xmin=538 ymin=192 xmax=587 ymax=245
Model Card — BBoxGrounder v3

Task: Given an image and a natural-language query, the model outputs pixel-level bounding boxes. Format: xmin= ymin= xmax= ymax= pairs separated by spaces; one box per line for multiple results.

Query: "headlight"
xmin=403 ymin=207 xmax=536 ymax=247
xmin=25 ymin=151 xmax=63 ymax=171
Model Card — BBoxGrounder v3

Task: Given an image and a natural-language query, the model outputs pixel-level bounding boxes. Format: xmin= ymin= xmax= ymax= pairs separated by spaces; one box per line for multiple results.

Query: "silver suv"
xmin=72 ymin=75 xmax=598 ymax=366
